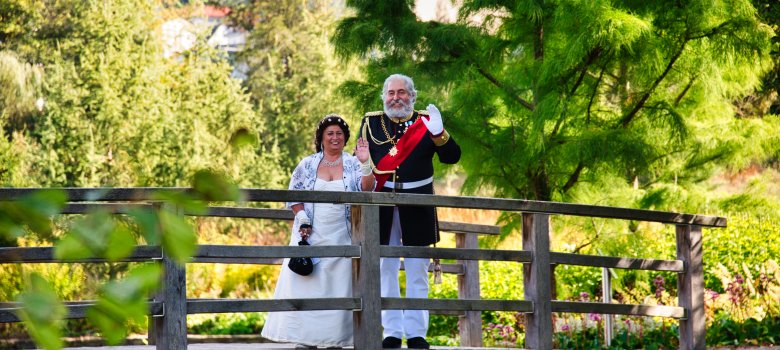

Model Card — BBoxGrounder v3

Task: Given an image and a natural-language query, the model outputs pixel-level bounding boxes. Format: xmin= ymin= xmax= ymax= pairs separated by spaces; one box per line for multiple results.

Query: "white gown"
xmin=262 ymin=179 xmax=354 ymax=347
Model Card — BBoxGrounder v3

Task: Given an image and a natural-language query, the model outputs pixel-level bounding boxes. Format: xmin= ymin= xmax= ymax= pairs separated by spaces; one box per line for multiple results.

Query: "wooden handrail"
xmin=0 ymin=188 xmax=726 ymax=226
xmin=0 ymin=188 xmax=719 ymax=350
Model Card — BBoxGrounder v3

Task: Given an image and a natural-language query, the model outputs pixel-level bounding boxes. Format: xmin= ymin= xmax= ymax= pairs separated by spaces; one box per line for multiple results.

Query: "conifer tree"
xmin=333 ymin=0 xmax=776 ymax=206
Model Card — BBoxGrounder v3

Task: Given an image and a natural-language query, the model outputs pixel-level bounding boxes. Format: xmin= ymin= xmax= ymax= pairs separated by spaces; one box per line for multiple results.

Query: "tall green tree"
xmin=227 ymin=0 xmax=361 ymax=173
xmin=0 ymin=0 xmax=285 ymax=188
xmin=333 ymin=0 xmax=776 ymax=207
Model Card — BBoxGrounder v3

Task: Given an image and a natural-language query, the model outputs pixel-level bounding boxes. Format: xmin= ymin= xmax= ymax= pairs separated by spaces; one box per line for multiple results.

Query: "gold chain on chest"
xmin=379 ymin=116 xmax=398 ymax=146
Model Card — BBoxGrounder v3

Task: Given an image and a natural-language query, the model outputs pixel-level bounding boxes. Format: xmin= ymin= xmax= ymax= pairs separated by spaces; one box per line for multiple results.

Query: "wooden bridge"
xmin=0 ymin=188 xmax=726 ymax=349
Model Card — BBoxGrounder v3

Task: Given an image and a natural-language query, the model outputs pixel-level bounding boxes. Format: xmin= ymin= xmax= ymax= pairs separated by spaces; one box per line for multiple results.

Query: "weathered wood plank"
xmin=523 ymin=213 xmax=553 ymax=350
xmin=550 ymin=252 xmax=684 ymax=272
xmin=194 ymin=245 xmax=360 ymax=259
xmin=62 ymin=203 xmax=502 ymax=236
xmin=551 ymin=301 xmax=685 ymax=318
xmin=439 ymin=221 xmax=500 ymax=235
xmin=1 ymin=301 xmax=162 ymax=323
xmin=0 ymin=188 xmax=726 ymax=226
xmin=0 ymin=246 xmax=161 ymax=263
xmin=457 ymin=232 xmax=482 ymax=347
xmin=186 ymin=298 xmax=361 ymax=314
xmin=677 ymin=225 xmax=706 ymax=350
xmin=400 ymin=261 xmax=464 ymax=275
xmin=200 ymin=207 xmax=292 ymax=219
xmin=62 ymin=203 xmax=152 ymax=214
xmin=380 ymin=246 xmax=533 ymax=262
xmin=382 ymin=298 xmax=532 ymax=312
xmin=352 ymin=205 xmax=382 ymax=350
xmin=156 ymin=255 xmax=187 ymax=350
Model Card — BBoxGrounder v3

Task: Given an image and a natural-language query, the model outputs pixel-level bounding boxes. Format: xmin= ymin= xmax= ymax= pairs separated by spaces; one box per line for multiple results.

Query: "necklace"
xmin=380 ymin=116 xmax=400 ymax=157
xmin=321 ymin=156 xmax=342 ymax=167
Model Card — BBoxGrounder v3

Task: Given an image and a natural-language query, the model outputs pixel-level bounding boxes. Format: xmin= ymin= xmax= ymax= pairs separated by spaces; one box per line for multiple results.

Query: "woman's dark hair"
xmin=315 ymin=114 xmax=350 ymax=152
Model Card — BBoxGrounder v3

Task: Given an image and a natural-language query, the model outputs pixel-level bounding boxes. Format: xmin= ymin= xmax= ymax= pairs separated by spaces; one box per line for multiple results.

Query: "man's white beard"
xmin=384 ymin=99 xmax=414 ymax=119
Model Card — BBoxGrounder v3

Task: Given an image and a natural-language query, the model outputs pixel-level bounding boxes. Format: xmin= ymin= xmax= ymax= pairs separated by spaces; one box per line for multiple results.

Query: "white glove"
xmin=421 ymin=104 xmax=444 ymax=136
xmin=295 ymin=210 xmax=310 ymax=226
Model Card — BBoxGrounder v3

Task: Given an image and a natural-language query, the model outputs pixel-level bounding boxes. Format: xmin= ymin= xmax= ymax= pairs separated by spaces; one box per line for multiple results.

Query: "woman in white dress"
xmin=262 ymin=114 xmax=375 ymax=349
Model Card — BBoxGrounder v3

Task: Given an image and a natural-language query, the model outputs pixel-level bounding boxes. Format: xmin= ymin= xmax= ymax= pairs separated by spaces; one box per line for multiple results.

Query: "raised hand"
xmin=421 ymin=104 xmax=444 ymax=135
xmin=355 ymin=137 xmax=370 ymax=163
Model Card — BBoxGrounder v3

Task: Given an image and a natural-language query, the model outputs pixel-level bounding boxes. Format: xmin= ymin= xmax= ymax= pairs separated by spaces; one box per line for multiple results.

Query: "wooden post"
xmin=602 ymin=267 xmax=613 ymax=347
xmin=156 ymin=202 xmax=188 ymax=350
xmin=523 ymin=213 xmax=553 ymax=350
xmin=677 ymin=224 xmax=705 ymax=350
xmin=352 ymin=205 xmax=382 ymax=350
xmin=155 ymin=252 xmax=187 ymax=350
xmin=456 ymin=232 xmax=482 ymax=347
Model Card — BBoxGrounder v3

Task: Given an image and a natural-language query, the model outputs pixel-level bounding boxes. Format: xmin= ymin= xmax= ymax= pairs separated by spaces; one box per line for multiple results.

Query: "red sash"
xmin=374 ymin=116 xmax=428 ymax=191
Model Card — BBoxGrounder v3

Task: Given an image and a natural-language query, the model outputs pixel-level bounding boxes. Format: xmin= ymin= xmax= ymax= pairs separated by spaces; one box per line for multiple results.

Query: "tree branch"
xmin=569 ymin=48 xmax=601 ymax=97
xmin=618 ymin=42 xmax=687 ymax=128
xmin=587 ymin=66 xmax=606 ymax=124
xmin=562 ymin=161 xmax=585 ymax=194
xmin=474 ymin=66 xmax=535 ymax=111
xmin=674 ymin=76 xmax=697 ymax=106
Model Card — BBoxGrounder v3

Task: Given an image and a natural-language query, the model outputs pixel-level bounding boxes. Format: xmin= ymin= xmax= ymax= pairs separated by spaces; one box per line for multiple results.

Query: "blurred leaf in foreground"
xmin=86 ymin=264 xmax=161 ymax=345
xmin=0 ymin=189 xmax=66 ymax=242
xmin=192 ymin=169 xmax=242 ymax=202
xmin=16 ymin=273 xmax=66 ymax=350
xmin=159 ymin=209 xmax=197 ymax=265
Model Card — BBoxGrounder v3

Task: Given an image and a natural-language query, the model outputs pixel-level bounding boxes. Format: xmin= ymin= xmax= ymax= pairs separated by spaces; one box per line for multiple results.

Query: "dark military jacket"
xmin=359 ymin=110 xmax=461 ymax=246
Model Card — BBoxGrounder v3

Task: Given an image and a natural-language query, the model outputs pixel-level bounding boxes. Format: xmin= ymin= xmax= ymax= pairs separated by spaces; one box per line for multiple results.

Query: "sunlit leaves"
xmin=15 ymin=273 xmax=66 ymax=350
xmin=158 ymin=209 xmax=197 ymax=265
xmin=54 ymin=210 xmax=135 ymax=262
xmin=229 ymin=127 xmax=257 ymax=149
xmin=86 ymin=264 xmax=161 ymax=345
xmin=0 ymin=190 xmax=66 ymax=242
xmin=192 ymin=169 xmax=242 ymax=202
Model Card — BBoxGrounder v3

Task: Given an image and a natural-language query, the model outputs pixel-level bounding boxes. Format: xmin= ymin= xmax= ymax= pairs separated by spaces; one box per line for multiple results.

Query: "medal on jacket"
xmin=381 ymin=116 xmax=402 ymax=157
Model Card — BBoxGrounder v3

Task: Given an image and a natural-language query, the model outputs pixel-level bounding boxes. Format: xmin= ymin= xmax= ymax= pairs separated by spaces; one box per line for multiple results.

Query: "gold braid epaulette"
xmin=364 ymin=111 xmax=384 ymax=117
xmin=417 ymin=110 xmax=429 ymax=115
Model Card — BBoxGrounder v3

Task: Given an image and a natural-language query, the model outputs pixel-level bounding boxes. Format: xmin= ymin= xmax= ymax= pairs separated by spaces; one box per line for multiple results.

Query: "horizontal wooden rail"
xmin=0 ymin=301 xmax=163 ymax=323
xmin=194 ymin=245 xmax=360 ymax=259
xmin=0 ymin=246 xmax=162 ymax=263
xmin=0 ymin=188 xmax=726 ymax=226
xmin=186 ymin=298 xmax=362 ymax=314
xmin=550 ymin=252 xmax=685 ymax=272
xmin=381 ymin=246 xmax=533 ymax=262
xmin=552 ymin=301 xmax=685 ymax=318
xmin=382 ymin=297 xmax=533 ymax=313
xmin=62 ymin=203 xmax=501 ymax=235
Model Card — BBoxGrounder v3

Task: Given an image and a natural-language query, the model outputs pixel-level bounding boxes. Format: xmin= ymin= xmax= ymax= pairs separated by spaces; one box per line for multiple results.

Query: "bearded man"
xmin=358 ymin=74 xmax=461 ymax=349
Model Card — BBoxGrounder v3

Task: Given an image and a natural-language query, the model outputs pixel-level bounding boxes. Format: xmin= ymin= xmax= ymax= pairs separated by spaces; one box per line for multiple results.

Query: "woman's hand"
xmin=356 ymin=137 xmax=370 ymax=163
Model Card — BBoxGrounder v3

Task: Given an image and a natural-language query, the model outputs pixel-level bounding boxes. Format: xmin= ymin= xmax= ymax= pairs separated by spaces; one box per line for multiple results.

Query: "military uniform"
xmin=360 ymin=110 xmax=461 ymax=246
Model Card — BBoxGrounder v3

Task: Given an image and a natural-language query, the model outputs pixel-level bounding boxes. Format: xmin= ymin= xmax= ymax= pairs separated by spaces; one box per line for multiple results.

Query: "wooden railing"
xmin=0 ymin=188 xmax=726 ymax=350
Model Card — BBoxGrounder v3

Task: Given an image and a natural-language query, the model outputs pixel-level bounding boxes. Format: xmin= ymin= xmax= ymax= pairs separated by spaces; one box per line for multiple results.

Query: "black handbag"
xmin=288 ymin=239 xmax=314 ymax=276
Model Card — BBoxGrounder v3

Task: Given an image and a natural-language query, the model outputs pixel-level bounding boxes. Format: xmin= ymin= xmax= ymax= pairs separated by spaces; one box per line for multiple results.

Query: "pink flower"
xmin=588 ymin=313 xmax=602 ymax=321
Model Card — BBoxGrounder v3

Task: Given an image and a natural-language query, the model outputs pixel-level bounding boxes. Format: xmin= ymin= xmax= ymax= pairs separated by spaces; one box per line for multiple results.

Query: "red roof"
xmin=204 ymin=5 xmax=230 ymax=18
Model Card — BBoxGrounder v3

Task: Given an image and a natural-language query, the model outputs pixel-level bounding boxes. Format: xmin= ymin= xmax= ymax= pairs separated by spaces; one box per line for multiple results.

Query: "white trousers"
xmin=380 ymin=207 xmax=430 ymax=339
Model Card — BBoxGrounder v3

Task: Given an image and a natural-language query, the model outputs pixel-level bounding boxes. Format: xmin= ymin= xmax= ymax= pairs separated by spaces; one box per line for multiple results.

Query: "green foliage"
xmin=1 ymin=0 xmax=286 ymax=189
xmin=189 ymin=313 xmax=265 ymax=335
xmin=86 ymin=264 xmax=160 ymax=345
xmin=0 ymin=190 xmax=66 ymax=245
xmin=15 ymin=273 xmax=66 ymax=350
xmin=231 ymin=0 xmax=362 ymax=173
xmin=708 ymin=313 xmax=780 ymax=346
xmin=703 ymin=214 xmax=780 ymax=291
xmin=332 ymin=0 xmax=776 ymax=216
